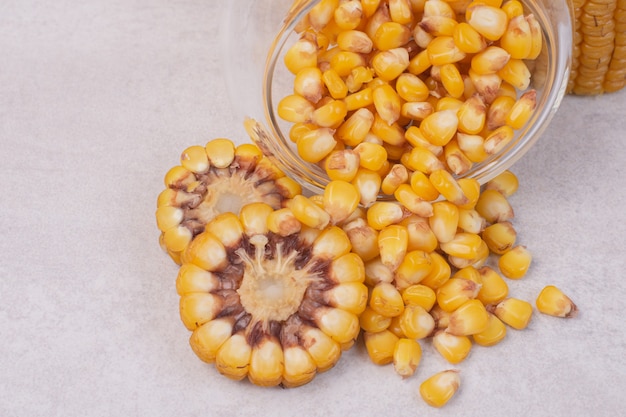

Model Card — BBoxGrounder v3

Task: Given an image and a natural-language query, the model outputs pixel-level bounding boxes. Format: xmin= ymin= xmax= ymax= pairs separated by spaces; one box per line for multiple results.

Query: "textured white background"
xmin=1 ymin=1 xmax=625 ymax=416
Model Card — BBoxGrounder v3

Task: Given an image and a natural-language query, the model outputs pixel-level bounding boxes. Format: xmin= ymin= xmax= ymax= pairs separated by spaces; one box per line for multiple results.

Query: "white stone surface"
xmin=1 ymin=1 xmax=625 ymax=416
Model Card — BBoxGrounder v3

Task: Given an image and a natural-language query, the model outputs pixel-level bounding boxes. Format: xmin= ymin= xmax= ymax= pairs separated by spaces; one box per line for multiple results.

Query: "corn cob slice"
xmin=568 ymin=0 xmax=626 ymax=94
xmin=178 ymin=190 xmax=367 ymax=387
xmin=156 ymin=136 xmax=302 ymax=264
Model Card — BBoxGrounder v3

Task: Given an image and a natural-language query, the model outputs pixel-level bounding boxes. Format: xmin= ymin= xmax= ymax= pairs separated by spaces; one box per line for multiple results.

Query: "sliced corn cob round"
xmin=156 ymin=137 xmax=301 ymax=264
xmin=177 ymin=191 xmax=367 ymax=387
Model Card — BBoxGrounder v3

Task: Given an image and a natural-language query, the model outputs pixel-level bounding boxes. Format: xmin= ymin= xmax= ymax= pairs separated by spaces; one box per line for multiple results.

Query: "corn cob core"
xmin=568 ymin=0 xmax=626 ymax=94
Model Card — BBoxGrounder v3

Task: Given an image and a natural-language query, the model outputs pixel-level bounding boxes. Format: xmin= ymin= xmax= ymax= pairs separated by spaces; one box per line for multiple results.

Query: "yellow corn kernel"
xmin=432 ymin=331 xmax=472 ymax=364
xmin=370 ymin=281 xmax=405 ymax=317
xmin=381 ymin=164 xmax=409 ymax=195
xmin=361 ymin=0 xmax=382 ymax=17
xmin=364 ymin=330 xmax=400 ymax=365
xmin=468 ymin=69 xmax=502 ymax=104
xmin=536 ymin=285 xmax=578 ymax=318
xmin=289 ymin=122 xmax=316 ymax=143
xmin=395 ymin=72 xmax=430 ymax=102
xmin=360 ymin=306 xmax=393 ymax=332
xmin=308 ymin=0 xmax=339 ymax=30
xmin=413 ymin=23 xmax=434 ymax=49
xmin=311 ymin=225 xmax=352 ymax=260
xmin=419 ymin=16 xmax=458 ymax=37
xmin=427 ymin=36 xmax=466 ymax=66
xmin=266 ymin=208 xmax=301 ymax=237
xmin=429 ymin=169 xmax=469 ymax=206
xmin=491 ymin=297 xmax=533 ymax=330
xmin=436 ymin=278 xmax=482 ymax=312
xmin=284 ymin=34 xmax=318 ymax=74
xmin=345 ymin=65 xmax=374 ymax=92
xmin=449 ymin=238 xmax=489 ymax=270
xmin=343 ymin=87 xmax=374 ymax=111
xmin=322 ymin=180 xmax=360 ymax=224
xmin=331 ymin=50 xmax=368 ymax=77
xmin=367 ymin=201 xmax=408 ymax=230
xmin=399 ymin=304 xmax=436 ymax=339
xmin=401 ymin=101 xmax=434 ymax=121
xmin=408 ymin=49 xmax=432 ymax=75
xmin=486 ymin=95 xmax=516 ymax=130
xmin=446 ymin=299 xmax=490 ymax=336
xmin=364 ymin=257 xmax=395 ymax=287
xmin=373 ymin=21 xmax=412 ymax=50
xmin=205 ymin=138 xmax=236 ymax=169
xmin=394 ymin=184 xmax=433 ymax=217
xmin=457 ymin=178 xmax=481 ymax=210
xmin=321 ymin=68 xmax=348 ymax=100
xmin=482 ymin=221 xmax=517 ymax=255
xmin=404 ymin=127 xmax=443 ymax=157
xmin=372 ymin=84 xmax=402 ymax=126
xmin=403 ymin=215 xmax=439 ymax=253
xmin=277 ymin=94 xmax=315 ymax=123
xmin=395 ymin=250 xmax=434 ymax=290
xmin=371 ymin=48 xmax=410 ymax=81
xmin=189 ymin=317 xmax=234 ymax=363
xmin=506 ymin=89 xmax=537 ymax=129
xmin=500 ymin=14 xmax=532 ymax=59
xmin=183 ymin=231 xmax=228 ymax=272
xmin=215 ymin=333 xmax=251 ymax=381
xmin=378 ymin=224 xmax=409 ymax=271
xmin=313 ymin=306 xmax=361 ymax=346
xmin=497 ymin=58 xmax=531 ymax=90
xmin=337 ymin=110 xmax=374 ymax=148
xmin=388 ymin=314 xmax=405 ymax=338
xmin=281 ymin=345 xmax=317 ymax=388
xmin=472 ymin=312 xmax=507 ymax=346
xmin=324 ymin=150 xmax=359 ymax=183
xmin=455 ymin=133 xmax=487 ymax=163
xmin=419 ymin=370 xmax=461 ymax=408
xmin=485 ymin=169 xmax=519 ymax=197
xmin=525 ymin=13 xmax=543 ymax=60
xmin=343 ymin=218 xmax=380 ymax=261
xmin=248 ymin=337 xmax=284 ymax=387
xmin=453 ymin=22 xmax=487 ymax=54
xmin=336 ymin=29 xmax=373 ymax=54
xmin=352 ymin=168 xmax=382 ymax=207
xmin=457 ymin=208 xmax=486 ymax=235
xmin=440 ymin=232 xmax=484 ymax=260
xmin=476 ymin=266 xmax=509 ymax=305
xmin=179 ymin=145 xmax=209 ymax=174
xmin=420 ymin=251 xmax=452 ymax=290
xmin=393 ymin=338 xmax=422 ymax=378
xmin=238 ymin=202 xmax=273 ymax=237
xmin=402 ymin=284 xmax=437 ymax=311
xmin=430 ymin=304 xmax=451 ymax=329
xmin=429 ymin=201 xmax=459 ymax=244
xmin=353 ymin=142 xmax=387 ymax=172
xmin=175 ymin=264 xmax=219 ymax=296
xmin=466 ymin=3 xmax=508 ymax=41
xmin=301 ymin=325 xmax=341 ymax=372
xmin=333 ymin=0 xmax=363 ymax=30
xmin=389 ymin=0 xmax=414 ymax=24
xmin=420 ymin=109 xmax=459 ymax=147
xmin=205 ymin=212 xmax=244 ymax=249
xmin=434 ymin=96 xmax=463 ymax=112
xmin=294 ymin=67 xmax=324 ymax=104
xmin=323 ymin=281 xmax=369 ymax=315
xmin=475 ymin=189 xmax=514 ymax=223
xmin=297 ymin=127 xmax=337 ymax=163
xmin=471 ymin=46 xmax=511 ymax=75
xmin=286 ymin=195 xmax=331 ymax=230
xmin=456 ymin=95 xmax=486 ymax=135
xmin=370 ymin=113 xmax=406 ymax=147
xmin=312 ymin=99 xmax=348 ymax=128
xmin=409 ymin=170 xmax=440 ymax=201
xmin=438 ymin=63 xmax=464 ymax=98
xmin=501 ymin=0 xmax=523 ymax=18
xmin=452 ymin=265 xmax=482 ymax=285
xmin=498 ymin=245 xmax=532 ymax=279
xmin=179 ymin=292 xmax=222 ymax=331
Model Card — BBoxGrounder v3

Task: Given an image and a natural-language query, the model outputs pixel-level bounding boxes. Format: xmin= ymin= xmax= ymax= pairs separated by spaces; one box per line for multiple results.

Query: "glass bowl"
xmin=220 ymin=0 xmax=572 ymax=194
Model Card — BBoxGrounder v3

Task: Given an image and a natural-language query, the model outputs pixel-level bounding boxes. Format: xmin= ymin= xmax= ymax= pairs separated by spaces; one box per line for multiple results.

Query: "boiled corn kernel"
xmin=419 ymin=370 xmax=461 ymax=408
xmin=393 ymin=338 xmax=422 ymax=378
xmin=490 ymin=297 xmax=533 ymax=330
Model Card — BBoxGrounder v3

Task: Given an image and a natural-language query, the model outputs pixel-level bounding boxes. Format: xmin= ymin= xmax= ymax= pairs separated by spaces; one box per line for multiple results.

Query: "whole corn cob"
xmin=568 ymin=0 xmax=626 ymax=94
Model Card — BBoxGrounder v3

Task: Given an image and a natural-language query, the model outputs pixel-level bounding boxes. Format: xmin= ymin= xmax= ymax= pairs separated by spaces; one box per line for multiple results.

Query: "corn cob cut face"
xmin=178 ymin=200 xmax=366 ymax=387
xmin=156 ymin=138 xmax=301 ymax=264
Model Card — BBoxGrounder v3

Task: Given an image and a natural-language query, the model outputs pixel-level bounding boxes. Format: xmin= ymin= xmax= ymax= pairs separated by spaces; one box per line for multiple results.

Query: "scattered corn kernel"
xmin=419 ymin=370 xmax=461 ymax=408
xmin=536 ymin=285 xmax=578 ymax=318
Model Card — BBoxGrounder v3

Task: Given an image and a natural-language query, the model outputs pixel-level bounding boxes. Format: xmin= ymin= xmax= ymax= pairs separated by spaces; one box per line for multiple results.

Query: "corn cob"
xmin=568 ymin=0 xmax=626 ymax=94
xmin=179 ymin=182 xmax=368 ymax=387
